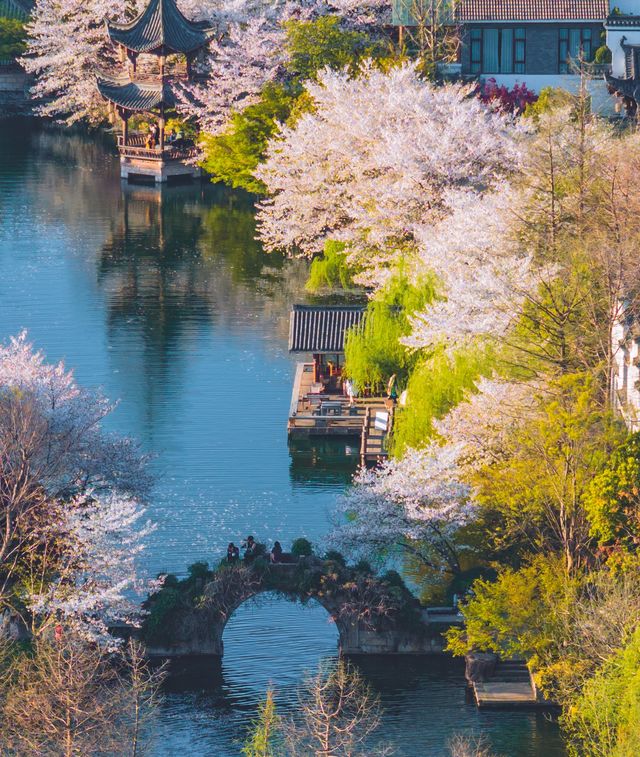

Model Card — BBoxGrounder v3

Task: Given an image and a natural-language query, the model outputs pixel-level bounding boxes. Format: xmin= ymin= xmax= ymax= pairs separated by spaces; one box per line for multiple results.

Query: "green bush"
xmin=200 ymin=83 xmax=295 ymax=194
xmin=583 ymin=432 xmax=640 ymax=551
xmin=285 ymin=15 xmax=384 ymax=82
xmin=143 ymin=588 xmax=184 ymax=644
xmin=323 ymin=549 xmax=347 ymax=566
xmin=291 ymin=538 xmax=314 ymax=557
xmin=0 ymin=17 xmax=26 ymax=60
xmin=594 ymin=45 xmax=612 ymax=64
xmin=354 ymin=559 xmax=373 ymax=574
xmin=563 ymin=626 xmax=640 ymax=756
xmin=161 ymin=573 xmax=180 ymax=589
xmin=187 ymin=561 xmax=211 ymax=580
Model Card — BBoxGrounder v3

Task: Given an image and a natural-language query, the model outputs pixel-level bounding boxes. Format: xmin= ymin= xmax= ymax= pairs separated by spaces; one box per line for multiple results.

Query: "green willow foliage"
xmin=343 ymin=272 xmax=436 ymax=394
xmin=391 ymin=346 xmax=493 ymax=456
xmin=305 ymin=241 xmax=355 ymax=292
xmin=202 ymin=16 xmax=385 ymax=194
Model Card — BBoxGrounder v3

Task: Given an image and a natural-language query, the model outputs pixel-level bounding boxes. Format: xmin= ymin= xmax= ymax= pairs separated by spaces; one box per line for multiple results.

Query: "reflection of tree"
xmin=97 ymin=182 xmax=311 ymax=431
xmin=0 ymin=120 xmax=121 ymax=238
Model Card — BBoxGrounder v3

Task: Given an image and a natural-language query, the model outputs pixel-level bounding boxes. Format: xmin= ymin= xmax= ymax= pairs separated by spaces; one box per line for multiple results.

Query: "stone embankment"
xmin=0 ymin=67 xmax=29 ymax=116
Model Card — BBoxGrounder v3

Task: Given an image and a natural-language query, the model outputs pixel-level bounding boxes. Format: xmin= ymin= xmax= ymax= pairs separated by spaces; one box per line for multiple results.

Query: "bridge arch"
xmin=142 ymin=558 xmax=452 ymax=657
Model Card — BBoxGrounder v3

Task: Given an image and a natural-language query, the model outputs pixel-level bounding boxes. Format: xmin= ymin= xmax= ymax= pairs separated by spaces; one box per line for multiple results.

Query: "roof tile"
xmin=456 ymin=0 xmax=608 ymax=21
xmin=289 ymin=306 xmax=366 ymax=354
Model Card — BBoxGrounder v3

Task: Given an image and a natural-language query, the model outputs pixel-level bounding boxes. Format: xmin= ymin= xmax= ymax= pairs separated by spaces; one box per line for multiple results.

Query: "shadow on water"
xmin=288 ymin=437 xmax=360 ymax=487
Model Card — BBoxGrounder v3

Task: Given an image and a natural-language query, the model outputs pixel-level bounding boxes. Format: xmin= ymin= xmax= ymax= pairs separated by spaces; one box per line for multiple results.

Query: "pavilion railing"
xmin=117 ymin=135 xmax=199 ymax=160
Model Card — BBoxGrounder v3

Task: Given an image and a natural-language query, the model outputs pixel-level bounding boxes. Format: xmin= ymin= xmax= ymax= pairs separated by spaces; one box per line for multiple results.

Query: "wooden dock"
xmin=288 ymin=362 xmax=393 ymax=464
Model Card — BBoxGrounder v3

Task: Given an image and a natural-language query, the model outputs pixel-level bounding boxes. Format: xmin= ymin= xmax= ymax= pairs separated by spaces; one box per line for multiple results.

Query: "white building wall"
xmin=611 ymin=303 xmax=640 ymax=432
xmin=606 ymin=2 xmax=640 ymax=78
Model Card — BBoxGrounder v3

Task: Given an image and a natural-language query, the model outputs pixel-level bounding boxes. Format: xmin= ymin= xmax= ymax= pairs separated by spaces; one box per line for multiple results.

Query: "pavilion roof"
xmin=96 ymin=73 xmax=176 ymax=112
xmin=106 ymin=0 xmax=214 ymax=55
xmin=289 ymin=305 xmax=366 ymax=354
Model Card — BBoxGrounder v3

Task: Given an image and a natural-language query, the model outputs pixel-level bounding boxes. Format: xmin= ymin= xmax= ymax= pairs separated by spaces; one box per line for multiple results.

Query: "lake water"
xmin=0 ymin=119 xmax=565 ymax=756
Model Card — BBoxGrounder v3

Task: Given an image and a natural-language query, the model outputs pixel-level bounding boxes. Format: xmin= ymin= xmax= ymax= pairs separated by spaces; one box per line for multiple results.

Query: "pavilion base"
xmin=120 ymin=156 xmax=202 ymax=184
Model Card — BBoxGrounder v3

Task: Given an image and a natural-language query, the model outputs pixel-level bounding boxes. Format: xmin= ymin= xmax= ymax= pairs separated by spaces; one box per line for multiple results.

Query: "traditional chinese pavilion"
xmin=97 ymin=0 xmax=213 ymax=183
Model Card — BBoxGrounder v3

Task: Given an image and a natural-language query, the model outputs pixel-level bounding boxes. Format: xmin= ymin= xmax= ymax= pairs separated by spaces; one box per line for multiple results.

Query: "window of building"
xmin=559 ymin=28 xmax=592 ymax=73
xmin=470 ymin=27 xmax=526 ymax=75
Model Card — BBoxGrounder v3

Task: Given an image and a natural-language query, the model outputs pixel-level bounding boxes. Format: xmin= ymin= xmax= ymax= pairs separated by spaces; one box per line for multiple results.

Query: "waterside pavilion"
xmin=287 ymin=305 xmax=394 ymax=464
xmin=97 ymin=0 xmax=213 ymax=183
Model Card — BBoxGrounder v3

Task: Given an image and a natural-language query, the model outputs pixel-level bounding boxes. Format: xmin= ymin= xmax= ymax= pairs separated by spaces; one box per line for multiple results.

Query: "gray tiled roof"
xmin=289 ymin=306 xmax=366 ymax=354
xmin=96 ymin=74 xmax=176 ymax=111
xmin=106 ymin=0 xmax=213 ymax=55
xmin=457 ymin=0 xmax=608 ymax=21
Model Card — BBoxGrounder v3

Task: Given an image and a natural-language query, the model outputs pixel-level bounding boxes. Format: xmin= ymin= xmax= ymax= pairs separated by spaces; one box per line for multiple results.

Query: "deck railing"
xmin=117 ymin=135 xmax=199 ymax=161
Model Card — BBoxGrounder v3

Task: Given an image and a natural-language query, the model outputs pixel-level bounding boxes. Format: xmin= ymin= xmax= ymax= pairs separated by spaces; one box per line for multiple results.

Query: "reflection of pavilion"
xmin=97 ymin=0 xmax=213 ymax=183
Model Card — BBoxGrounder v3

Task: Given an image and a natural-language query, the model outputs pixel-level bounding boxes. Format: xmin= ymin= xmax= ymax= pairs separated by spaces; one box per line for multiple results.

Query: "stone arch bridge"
xmin=141 ymin=557 xmax=462 ymax=657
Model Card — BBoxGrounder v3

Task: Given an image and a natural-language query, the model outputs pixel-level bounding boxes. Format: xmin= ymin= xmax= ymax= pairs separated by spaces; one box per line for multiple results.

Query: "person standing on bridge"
xmin=270 ymin=541 xmax=283 ymax=563
xmin=227 ymin=542 xmax=239 ymax=563
xmin=242 ymin=535 xmax=256 ymax=562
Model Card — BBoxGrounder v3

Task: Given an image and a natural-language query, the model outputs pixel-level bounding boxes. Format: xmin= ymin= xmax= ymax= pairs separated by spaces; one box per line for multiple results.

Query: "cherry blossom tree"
xmin=404 ymin=187 xmax=536 ymax=351
xmin=331 ymin=377 xmax=541 ymax=579
xmin=22 ymin=0 xmax=126 ymax=123
xmin=177 ymin=12 xmax=289 ymax=134
xmin=330 ymin=442 xmax=472 ymax=578
xmin=177 ymin=0 xmax=388 ymax=134
xmin=25 ymin=493 xmax=157 ymax=647
xmin=0 ymin=333 xmax=153 ymax=644
xmin=433 ymin=376 xmax=541 ymax=469
xmin=256 ymin=63 xmax=522 ymax=284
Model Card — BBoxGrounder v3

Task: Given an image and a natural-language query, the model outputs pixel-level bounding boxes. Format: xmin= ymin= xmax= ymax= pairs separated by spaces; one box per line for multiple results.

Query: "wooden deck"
xmin=288 ymin=363 xmax=393 ymax=464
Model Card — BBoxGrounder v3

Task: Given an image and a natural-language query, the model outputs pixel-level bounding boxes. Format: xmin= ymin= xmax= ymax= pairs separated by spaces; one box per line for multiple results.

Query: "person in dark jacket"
xmin=270 ymin=541 xmax=283 ymax=563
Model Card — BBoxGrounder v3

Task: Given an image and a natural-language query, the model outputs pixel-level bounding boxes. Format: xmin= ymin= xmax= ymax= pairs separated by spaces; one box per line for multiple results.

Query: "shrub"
xmin=291 ymin=538 xmax=313 ymax=557
xmin=143 ymin=588 xmax=184 ymax=644
xmin=0 ymin=17 xmax=26 ymax=60
xmin=478 ymin=78 xmax=537 ymax=115
xmin=594 ymin=45 xmax=612 ymax=64
xmin=161 ymin=573 xmax=180 ymax=589
xmin=324 ymin=550 xmax=347 ymax=567
xmin=200 ymin=83 xmax=295 ymax=194
xmin=187 ymin=561 xmax=211 ymax=580
xmin=354 ymin=559 xmax=373 ymax=575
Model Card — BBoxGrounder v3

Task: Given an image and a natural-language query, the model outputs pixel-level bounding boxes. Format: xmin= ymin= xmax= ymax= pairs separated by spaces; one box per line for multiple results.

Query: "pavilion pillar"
xmin=159 ymin=104 xmax=165 ymax=150
xmin=117 ymin=107 xmax=129 ymax=146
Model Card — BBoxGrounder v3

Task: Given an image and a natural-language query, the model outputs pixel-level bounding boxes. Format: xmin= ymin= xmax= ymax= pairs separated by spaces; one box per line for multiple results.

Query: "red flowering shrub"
xmin=477 ymin=77 xmax=538 ymax=115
